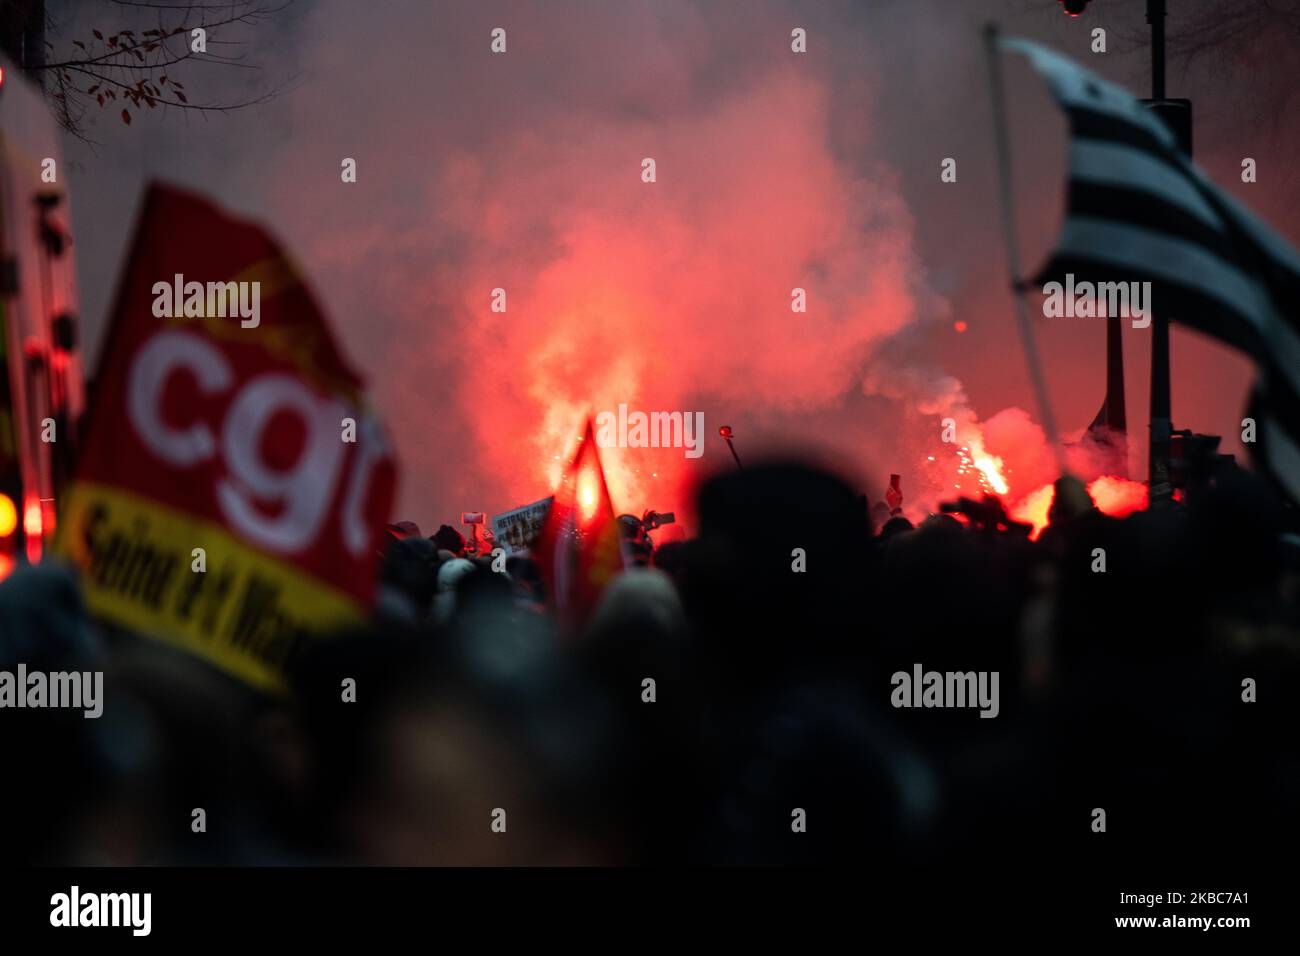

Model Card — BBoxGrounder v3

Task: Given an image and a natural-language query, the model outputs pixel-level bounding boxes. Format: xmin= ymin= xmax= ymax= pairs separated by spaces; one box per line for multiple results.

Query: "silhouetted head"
xmin=687 ymin=461 xmax=871 ymax=679
xmin=431 ymin=524 xmax=467 ymax=555
xmin=879 ymin=515 xmax=914 ymax=542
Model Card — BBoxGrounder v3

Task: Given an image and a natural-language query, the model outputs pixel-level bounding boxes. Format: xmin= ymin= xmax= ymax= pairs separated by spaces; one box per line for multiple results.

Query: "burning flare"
xmin=938 ymin=409 xmax=1147 ymax=538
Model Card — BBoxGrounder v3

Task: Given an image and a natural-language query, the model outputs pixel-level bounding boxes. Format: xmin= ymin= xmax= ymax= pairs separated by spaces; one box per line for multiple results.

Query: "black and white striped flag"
xmin=1003 ymin=37 xmax=1300 ymax=505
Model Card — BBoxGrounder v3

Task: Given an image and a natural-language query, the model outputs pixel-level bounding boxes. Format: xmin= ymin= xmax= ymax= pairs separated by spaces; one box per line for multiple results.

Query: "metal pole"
xmin=718 ymin=426 xmax=743 ymax=469
xmin=1147 ymin=0 xmax=1174 ymax=506
xmin=983 ymin=22 xmax=1068 ymax=474
xmin=1149 ymin=0 xmax=1166 ymax=99
xmin=724 ymin=438 xmax=742 ymax=470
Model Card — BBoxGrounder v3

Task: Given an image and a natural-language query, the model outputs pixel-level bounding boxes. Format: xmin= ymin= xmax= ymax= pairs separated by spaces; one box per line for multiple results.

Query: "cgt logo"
xmin=126 ymin=328 xmax=390 ymax=557
xmin=50 ymin=886 xmax=151 ymax=936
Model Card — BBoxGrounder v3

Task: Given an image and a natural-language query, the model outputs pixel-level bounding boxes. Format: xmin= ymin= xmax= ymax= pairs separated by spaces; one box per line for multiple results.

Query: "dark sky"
xmin=51 ymin=0 xmax=1299 ymax=528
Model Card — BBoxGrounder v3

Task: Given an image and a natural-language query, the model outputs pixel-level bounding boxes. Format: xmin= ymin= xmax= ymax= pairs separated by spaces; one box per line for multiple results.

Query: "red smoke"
xmin=64 ymin=1 xmax=1293 ymax=535
xmin=250 ymin=1 xmax=1207 ymax=532
xmin=888 ymin=386 xmax=1148 ymax=536
xmin=1009 ymin=475 xmax=1148 ymax=538
xmin=439 ymin=65 xmax=922 ymax=523
xmin=953 ymin=406 xmax=1148 ymax=537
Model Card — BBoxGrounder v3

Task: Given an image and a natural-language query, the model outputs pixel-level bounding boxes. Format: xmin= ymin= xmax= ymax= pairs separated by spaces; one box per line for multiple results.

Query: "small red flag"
xmin=533 ymin=419 xmax=623 ymax=629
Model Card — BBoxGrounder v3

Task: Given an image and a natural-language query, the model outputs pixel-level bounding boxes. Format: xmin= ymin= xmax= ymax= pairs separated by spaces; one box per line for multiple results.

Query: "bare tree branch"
xmin=32 ymin=0 xmax=291 ymax=138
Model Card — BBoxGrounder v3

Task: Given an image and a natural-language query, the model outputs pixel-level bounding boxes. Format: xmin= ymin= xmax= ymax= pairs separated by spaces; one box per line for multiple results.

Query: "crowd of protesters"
xmin=3 ymin=458 xmax=1298 ymax=867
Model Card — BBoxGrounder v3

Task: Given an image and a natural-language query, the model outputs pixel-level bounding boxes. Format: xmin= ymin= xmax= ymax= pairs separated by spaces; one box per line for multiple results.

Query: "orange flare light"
xmin=577 ymin=468 xmax=600 ymax=523
xmin=24 ymin=495 xmax=43 ymax=564
xmin=0 ymin=494 xmax=17 ymax=538
xmin=1010 ymin=476 xmax=1148 ymax=539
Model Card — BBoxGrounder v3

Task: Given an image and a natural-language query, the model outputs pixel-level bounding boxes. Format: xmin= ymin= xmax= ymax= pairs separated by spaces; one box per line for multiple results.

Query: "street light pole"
xmin=1147 ymin=0 xmax=1175 ymax=507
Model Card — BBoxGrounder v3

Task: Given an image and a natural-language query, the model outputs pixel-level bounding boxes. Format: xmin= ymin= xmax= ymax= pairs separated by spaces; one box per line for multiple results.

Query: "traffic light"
xmin=1059 ymin=0 xmax=1092 ymax=15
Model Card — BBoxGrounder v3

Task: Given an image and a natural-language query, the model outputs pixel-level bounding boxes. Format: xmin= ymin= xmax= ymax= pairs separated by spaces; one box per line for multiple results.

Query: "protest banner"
xmin=490 ymin=496 xmax=553 ymax=555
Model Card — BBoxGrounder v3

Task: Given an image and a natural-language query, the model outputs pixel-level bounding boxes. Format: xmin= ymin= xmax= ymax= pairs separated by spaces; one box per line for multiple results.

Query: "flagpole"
xmin=982 ymin=22 xmax=1068 ymax=476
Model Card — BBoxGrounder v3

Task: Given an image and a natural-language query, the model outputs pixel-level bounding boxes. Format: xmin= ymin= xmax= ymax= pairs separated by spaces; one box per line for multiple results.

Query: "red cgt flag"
xmin=533 ymin=419 xmax=624 ymax=629
xmin=55 ymin=182 xmax=398 ymax=692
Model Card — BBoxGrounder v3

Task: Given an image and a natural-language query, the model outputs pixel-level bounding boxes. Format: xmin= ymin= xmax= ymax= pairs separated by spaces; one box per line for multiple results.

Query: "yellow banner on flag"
xmin=60 ymin=483 xmax=365 ymax=693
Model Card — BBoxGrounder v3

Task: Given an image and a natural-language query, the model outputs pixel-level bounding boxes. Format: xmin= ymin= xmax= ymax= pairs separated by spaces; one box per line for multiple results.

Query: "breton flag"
xmin=1004 ymin=37 xmax=1300 ymax=505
